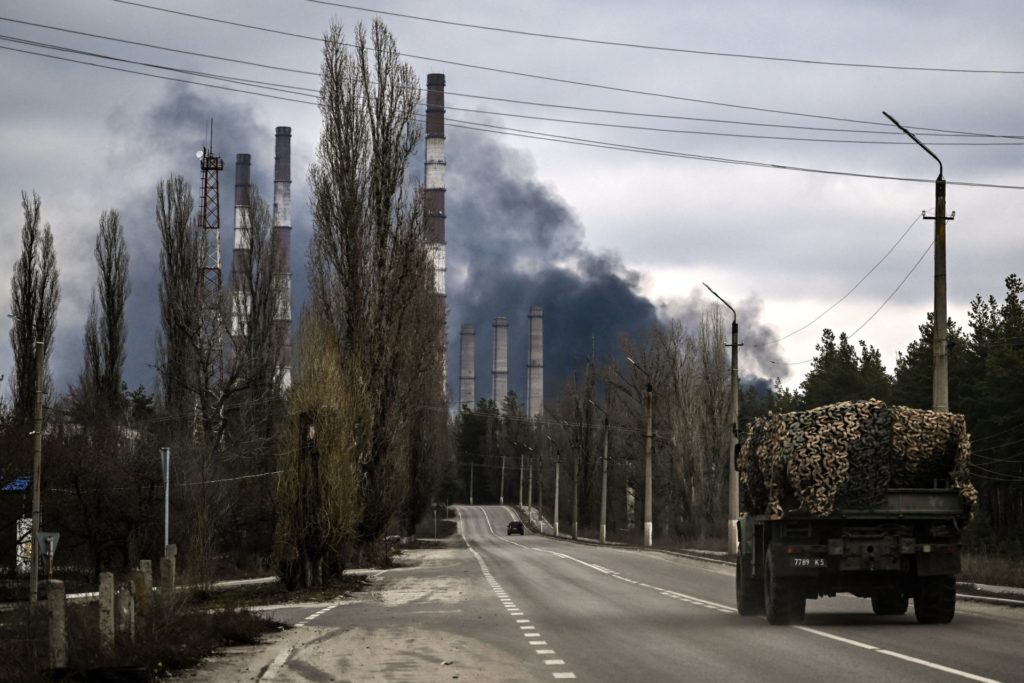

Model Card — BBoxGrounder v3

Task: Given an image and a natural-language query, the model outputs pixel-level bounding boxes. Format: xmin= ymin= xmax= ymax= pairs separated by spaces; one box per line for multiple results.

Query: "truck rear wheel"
xmin=914 ymin=575 xmax=956 ymax=624
xmin=871 ymin=591 xmax=909 ymax=615
xmin=764 ymin=552 xmax=804 ymax=625
xmin=736 ymin=555 xmax=764 ymax=616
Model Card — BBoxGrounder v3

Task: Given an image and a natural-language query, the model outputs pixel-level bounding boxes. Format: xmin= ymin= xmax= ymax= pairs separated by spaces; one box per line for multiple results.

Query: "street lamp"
xmin=883 ymin=111 xmax=952 ymax=413
xmin=626 ymin=356 xmax=654 ymax=548
xmin=703 ymin=283 xmax=741 ymax=555
xmin=589 ymin=399 xmax=610 ymax=544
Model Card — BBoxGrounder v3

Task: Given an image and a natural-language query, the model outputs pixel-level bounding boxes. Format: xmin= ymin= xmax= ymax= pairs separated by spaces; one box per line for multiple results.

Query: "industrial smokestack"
xmin=492 ymin=316 xmax=509 ymax=408
xmin=459 ymin=324 xmax=475 ymax=410
xmin=527 ymin=306 xmax=544 ymax=418
xmin=273 ymin=126 xmax=292 ymax=389
xmin=425 ymin=73 xmax=447 ymax=390
xmin=230 ymin=153 xmax=251 ymax=341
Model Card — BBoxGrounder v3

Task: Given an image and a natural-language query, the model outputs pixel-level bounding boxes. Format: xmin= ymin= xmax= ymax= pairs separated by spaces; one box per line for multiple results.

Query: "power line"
xmin=304 ymin=0 xmax=1024 ymax=76
xmin=446 ymin=106 xmax=1024 ymax=146
xmin=757 ymin=215 xmax=923 ymax=347
xmin=103 ymin=0 xmax=981 ymax=133
xmin=8 ymin=34 xmax=1024 ymax=193
xmin=846 ymin=240 xmax=932 ymax=339
xmin=766 ymin=237 xmax=934 ymax=366
xmin=11 ymin=14 xmax=1022 ymax=142
xmin=443 ymin=117 xmax=1024 ymax=190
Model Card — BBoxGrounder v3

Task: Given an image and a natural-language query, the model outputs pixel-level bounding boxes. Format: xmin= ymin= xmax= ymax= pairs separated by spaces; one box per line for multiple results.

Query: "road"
xmin=192 ymin=505 xmax=1024 ymax=682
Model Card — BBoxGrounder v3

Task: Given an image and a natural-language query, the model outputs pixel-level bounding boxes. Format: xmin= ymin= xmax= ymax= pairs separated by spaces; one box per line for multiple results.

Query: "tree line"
xmin=0 ymin=19 xmax=449 ymax=593
xmin=453 ymin=277 xmax=1024 ymax=553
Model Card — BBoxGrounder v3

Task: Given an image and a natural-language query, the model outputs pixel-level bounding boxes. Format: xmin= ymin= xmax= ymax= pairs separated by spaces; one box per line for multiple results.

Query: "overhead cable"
xmin=304 ymin=0 xmax=1024 ymax=76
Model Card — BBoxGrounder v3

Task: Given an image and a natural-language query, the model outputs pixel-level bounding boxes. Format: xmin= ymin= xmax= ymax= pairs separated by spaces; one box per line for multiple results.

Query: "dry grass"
xmin=960 ymin=552 xmax=1024 ymax=588
xmin=0 ymin=595 xmax=280 ymax=683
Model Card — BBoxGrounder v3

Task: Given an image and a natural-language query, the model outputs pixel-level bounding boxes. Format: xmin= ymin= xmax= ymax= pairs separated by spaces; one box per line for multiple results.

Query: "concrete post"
xmin=139 ymin=559 xmax=152 ymax=605
xmin=99 ymin=572 xmax=115 ymax=653
xmin=47 ymin=580 xmax=67 ymax=669
xmin=160 ymin=544 xmax=176 ymax=607
xmin=116 ymin=586 xmax=135 ymax=641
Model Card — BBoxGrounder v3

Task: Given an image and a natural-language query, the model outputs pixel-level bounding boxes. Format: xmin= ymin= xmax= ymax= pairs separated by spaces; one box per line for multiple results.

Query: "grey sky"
xmin=2 ymin=0 xmax=1023 ymax=401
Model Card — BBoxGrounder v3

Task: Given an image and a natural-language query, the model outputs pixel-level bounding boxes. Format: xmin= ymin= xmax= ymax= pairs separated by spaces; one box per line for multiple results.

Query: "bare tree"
xmin=77 ymin=210 xmax=130 ymax=418
xmin=155 ymin=176 xmax=201 ymax=417
xmin=304 ymin=19 xmax=443 ymax=550
xmin=95 ymin=210 xmax=130 ymax=412
xmin=8 ymin=191 xmax=60 ymax=423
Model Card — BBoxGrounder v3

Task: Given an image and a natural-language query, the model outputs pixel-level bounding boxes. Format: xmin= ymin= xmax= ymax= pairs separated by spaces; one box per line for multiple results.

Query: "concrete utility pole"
xmin=572 ymin=436 xmax=579 ymax=541
xmin=884 ymin=111 xmax=953 ymax=413
xmin=590 ymin=400 xmax=610 ymax=544
xmin=499 ymin=455 xmax=505 ymax=504
xmin=29 ymin=341 xmax=44 ymax=603
xmin=548 ymin=436 xmax=561 ymax=537
xmin=627 ymin=357 xmax=654 ymax=547
xmin=160 ymin=447 xmax=171 ymax=550
xmin=704 ymin=283 xmax=741 ymax=554
xmin=527 ymin=448 xmax=534 ymax=521
xmin=518 ymin=443 xmax=524 ymax=509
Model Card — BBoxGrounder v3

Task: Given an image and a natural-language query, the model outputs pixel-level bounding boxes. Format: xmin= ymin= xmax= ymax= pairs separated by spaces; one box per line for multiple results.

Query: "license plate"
xmin=790 ymin=557 xmax=826 ymax=568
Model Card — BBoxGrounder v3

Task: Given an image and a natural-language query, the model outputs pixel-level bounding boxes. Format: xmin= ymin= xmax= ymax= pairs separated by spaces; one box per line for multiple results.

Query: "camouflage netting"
xmin=738 ymin=400 xmax=977 ymax=517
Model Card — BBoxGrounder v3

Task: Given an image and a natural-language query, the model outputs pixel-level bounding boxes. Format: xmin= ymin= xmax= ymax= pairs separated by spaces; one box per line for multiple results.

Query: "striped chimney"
xmin=425 ymin=73 xmax=447 ymax=391
xmin=527 ymin=306 xmax=544 ymax=418
xmin=492 ymin=316 xmax=509 ymax=409
xmin=231 ymin=153 xmax=251 ymax=341
xmin=459 ymin=324 xmax=475 ymax=410
xmin=273 ymin=126 xmax=292 ymax=389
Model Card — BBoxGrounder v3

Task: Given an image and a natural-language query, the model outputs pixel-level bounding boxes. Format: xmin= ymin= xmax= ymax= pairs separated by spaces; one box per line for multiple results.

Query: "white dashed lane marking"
xmin=460 ymin=507 xmax=579 ymax=680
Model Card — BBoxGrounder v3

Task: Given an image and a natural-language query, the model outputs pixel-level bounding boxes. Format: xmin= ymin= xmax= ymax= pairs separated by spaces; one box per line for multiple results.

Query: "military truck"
xmin=734 ymin=400 xmax=975 ymax=625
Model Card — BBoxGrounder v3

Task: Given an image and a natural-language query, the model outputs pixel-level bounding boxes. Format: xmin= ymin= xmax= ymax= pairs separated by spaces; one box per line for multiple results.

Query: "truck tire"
xmin=914 ymin=575 xmax=956 ymax=624
xmin=871 ymin=591 xmax=909 ymax=616
xmin=736 ymin=555 xmax=765 ymax=616
xmin=764 ymin=552 xmax=804 ymax=625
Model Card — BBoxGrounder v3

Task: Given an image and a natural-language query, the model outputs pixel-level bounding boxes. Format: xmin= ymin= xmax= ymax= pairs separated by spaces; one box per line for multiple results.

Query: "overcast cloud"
xmin=2 ymin=1 xmax=1022 ymax=402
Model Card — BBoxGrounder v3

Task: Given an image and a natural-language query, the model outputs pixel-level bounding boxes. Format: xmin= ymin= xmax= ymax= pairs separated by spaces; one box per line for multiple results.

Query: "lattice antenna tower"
xmin=197 ymin=120 xmax=225 ymax=383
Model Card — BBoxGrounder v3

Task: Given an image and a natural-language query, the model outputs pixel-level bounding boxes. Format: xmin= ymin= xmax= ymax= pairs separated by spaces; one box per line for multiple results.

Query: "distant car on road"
xmin=507 ymin=520 xmax=524 ymax=535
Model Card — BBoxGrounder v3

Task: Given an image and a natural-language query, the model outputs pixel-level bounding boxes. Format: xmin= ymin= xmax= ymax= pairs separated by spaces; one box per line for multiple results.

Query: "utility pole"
xmin=704 ymin=283 xmax=741 ymax=554
xmin=537 ymin=456 xmax=544 ymax=533
xmin=572 ymin=433 xmax=579 ymax=541
xmin=527 ymin=449 xmax=534 ymax=522
xmin=160 ymin=447 xmax=171 ymax=550
xmin=627 ymin=357 xmax=654 ymax=547
xmin=518 ymin=444 xmax=524 ymax=509
xmin=884 ymin=111 xmax=953 ymax=413
xmin=469 ymin=461 xmax=474 ymax=505
xmin=590 ymin=400 xmax=610 ymax=544
xmin=29 ymin=341 xmax=43 ymax=604
xmin=499 ymin=455 xmax=505 ymax=504
xmin=548 ymin=436 xmax=561 ymax=537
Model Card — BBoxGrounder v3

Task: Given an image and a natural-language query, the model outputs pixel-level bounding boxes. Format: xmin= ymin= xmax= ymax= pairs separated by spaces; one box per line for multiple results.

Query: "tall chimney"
xmin=425 ymin=73 xmax=447 ymax=390
xmin=230 ymin=153 xmax=251 ymax=342
xmin=459 ymin=324 xmax=475 ymax=410
xmin=527 ymin=306 xmax=544 ymax=418
xmin=492 ymin=316 xmax=509 ymax=409
xmin=273 ymin=126 xmax=292 ymax=389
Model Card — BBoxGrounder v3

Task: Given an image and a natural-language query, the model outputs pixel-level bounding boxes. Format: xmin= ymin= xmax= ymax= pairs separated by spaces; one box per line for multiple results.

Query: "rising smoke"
xmin=443 ymin=130 xmax=787 ymax=406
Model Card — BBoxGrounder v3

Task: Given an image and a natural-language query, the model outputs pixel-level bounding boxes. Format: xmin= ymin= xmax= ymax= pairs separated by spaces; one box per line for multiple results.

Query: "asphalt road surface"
xmin=194 ymin=505 xmax=1024 ymax=682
